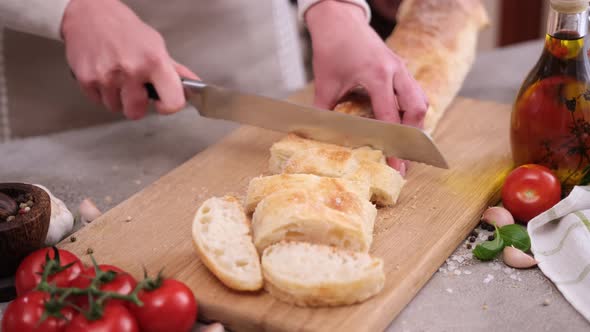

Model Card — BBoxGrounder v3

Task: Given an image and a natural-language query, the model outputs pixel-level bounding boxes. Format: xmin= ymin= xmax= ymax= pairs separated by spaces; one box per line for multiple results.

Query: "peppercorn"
xmin=86 ymin=248 xmax=94 ymax=255
xmin=470 ymin=230 xmax=479 ymax=237
xmin=466 ymin=244 xmax=472 ymax=249
xmin=468 ymin=236 xmax=476 ymax=243
xmin=488 ymin=234 xmax=495 ymax=241
xmin=70 ymin=236 xmax=77 ymax=243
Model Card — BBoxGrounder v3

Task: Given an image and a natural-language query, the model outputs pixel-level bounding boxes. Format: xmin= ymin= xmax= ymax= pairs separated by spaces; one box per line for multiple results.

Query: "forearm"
xmin=297 ymin=0 xmax=371 ymax=23
xmin=0 ymin=0 xmax=71 ymax=40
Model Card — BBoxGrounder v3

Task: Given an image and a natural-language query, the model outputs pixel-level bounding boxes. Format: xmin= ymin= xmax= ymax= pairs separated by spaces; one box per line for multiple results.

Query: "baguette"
xmin=262 ymin=242 xmax=385 ymax=307
xmin=245 ymin=174 xmax=370 ymax=214
xmin=252 ymin=188 xmax=377 ymax=253
xmin=334 ymin=0 xmax=489 ymax=134
xmin=192 ymin=196 xmax=263 ymax=291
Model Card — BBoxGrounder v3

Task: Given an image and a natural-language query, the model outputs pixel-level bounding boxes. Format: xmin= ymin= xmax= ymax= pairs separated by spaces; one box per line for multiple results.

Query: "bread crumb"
xmin=446 ymin=288 xmax=453 ymax=293
xmin=483 ymin=274 xmax=494 ymax=284
xmin=543 ymin=298 xmax=551 ymax=306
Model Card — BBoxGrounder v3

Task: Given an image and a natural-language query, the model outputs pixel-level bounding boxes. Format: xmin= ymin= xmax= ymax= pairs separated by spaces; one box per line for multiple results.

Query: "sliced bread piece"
xmin=192 ymin=196 xmax=262 ymax=291
xmin=282 ymin=147 xmax=360 ymax=178
xmin=268 ymin=134 xmax=348 ymax=173
xmin=351 ymin=146 xmax=386 ymax=164
xmin=262 ymin=242 xmax=385 ymax=307
xmin=252 ymin=189 xmax=377 ymax=253
xmin=245 ymin=174 xmax=370 ymax=214
xmin=268 ymin=134 xmax=404 ymax=206
xmin=344 ymin=160 xmax=406 ymax=206
xmin=269 ymin=134 xmax=386 ymax=173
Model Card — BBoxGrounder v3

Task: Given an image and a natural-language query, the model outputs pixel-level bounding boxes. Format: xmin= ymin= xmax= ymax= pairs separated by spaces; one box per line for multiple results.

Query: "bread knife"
xmin=146 ymin=79 xmax=449 ymax=169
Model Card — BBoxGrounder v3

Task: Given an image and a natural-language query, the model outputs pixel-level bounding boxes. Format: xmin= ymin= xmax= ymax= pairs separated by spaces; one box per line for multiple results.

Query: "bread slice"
xmin=252 ymin=189 xmax=377 ymax=253
xmin=245 ymin=174 xmax=370 ymax=214
xmin=269 ymin=134 xmax=386 ymax=173
xmin=345 ymin=161 xmax=406 ymax=206
xmin=262 ymin=242 xmax=385 ymax=307
xmin=268 ymin=135 xmax=405 ymax=206
xmin=351 ymin=146 xmax=386 ymax=164
xmin=269 ymin=134 xmax=348 ymax=173
xmin=283 ymin=147 xmax=359 ymax=178
xmin=192 ymin=196 xmax=262 ymax=291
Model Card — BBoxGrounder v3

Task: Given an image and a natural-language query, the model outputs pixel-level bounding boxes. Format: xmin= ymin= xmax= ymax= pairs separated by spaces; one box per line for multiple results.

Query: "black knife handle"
xmin=145 ymin=83 xmax=160 ymax=100
xmin=70 ymin=68 xmax=194 ymax=102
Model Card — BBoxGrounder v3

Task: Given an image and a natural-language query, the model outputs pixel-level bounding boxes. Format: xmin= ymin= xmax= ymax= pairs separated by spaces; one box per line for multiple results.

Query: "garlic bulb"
xmin=481 ymin=206 xmax=515 ymax=227
xmin=34 ymin=184 xmax=74 ymax=245
xmin=503 ymin=246 xmax=538 ymax=269
xmin=78 ymin=198 xmax=102 ymax=224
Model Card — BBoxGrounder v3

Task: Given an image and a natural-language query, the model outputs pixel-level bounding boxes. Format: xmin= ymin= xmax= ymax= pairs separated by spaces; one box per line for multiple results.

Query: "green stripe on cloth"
xmin=547 ymin=209 xmax=559 ymax=222
xmin=574 ymin=211 xmax=590 ymax=231
xmin=538 ymin=223 xmax=583 ymax=256
xmin=555 ymin=264 xmax=590 ymax=285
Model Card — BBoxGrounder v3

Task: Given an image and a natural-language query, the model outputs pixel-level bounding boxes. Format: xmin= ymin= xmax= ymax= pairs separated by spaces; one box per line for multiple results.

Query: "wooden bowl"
xmin=0 ymin=183 xmax=51 ymax=277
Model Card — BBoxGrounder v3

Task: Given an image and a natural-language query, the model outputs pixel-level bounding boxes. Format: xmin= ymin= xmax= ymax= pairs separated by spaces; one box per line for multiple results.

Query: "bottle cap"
xmin=550 ymin=0 xmax=589 ymax=13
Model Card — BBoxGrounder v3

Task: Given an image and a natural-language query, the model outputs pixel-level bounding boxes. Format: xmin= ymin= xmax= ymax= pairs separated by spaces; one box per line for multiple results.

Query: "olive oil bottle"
xmin=511 ymin=0 xmax=590 ymax=191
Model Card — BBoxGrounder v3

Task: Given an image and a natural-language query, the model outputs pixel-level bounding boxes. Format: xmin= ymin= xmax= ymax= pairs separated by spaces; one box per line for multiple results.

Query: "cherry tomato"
xmin=65 ymin=304 xmax=138 ymax=332
xmin=70 ymin=265 xmax=137 ymax=308
xmin=1 ymin=291 xmax=75 ymax=332
xmin=129 ymin=279 xmax=197 ymax=332
xmin=15 ymin=248 xmax=83 ymax=296
xmin=502 ymin=164 xmax=562 ymax=223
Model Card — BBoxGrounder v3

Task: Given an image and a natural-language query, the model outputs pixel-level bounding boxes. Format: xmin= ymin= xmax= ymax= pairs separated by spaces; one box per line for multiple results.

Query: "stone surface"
xmin=1 ymin=40 xmax=589 ymax=331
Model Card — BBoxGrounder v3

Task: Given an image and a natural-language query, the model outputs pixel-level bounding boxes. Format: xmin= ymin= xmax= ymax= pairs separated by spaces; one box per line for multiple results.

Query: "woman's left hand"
xmin=305 ymin=0 xmax=428 ymax=175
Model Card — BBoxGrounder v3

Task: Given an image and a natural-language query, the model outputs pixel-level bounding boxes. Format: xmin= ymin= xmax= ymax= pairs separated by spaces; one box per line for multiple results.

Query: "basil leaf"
xmin=498 ymin=224 xmax=531 ymax=252
xmin=472 ymin=230 xmax=505 ymax=261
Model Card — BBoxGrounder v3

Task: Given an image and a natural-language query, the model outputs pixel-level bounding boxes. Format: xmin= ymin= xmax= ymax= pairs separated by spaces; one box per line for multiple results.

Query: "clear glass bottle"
xmin=511 ymin=0 xmax=590 ymax=192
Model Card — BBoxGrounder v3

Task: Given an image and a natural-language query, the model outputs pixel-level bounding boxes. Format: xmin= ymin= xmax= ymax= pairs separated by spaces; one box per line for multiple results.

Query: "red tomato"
xmin=1 ymin=291 xmax=75 ymax=332
xmin=502 ymin=164 xmax=562 ymax=223
xmin=70 ymin=265 xmax=137 ymax=308
xmin=129 ymin=279 xmax=197 ymax=332
xmin=15 ymin=248 xmax=83 ymax=296
xmin=65 ymin=304 xmax=138 ymax=332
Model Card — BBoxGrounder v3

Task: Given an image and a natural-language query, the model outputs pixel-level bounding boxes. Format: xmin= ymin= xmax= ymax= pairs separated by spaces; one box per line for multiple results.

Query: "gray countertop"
xmin=1 ymin=40 xmax=589 ymax=331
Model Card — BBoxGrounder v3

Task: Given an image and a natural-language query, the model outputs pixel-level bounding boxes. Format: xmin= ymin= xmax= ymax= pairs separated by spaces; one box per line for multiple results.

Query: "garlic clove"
xmin=34 ymin=184 xmax=75 ymax=246
xmin=503 ymin=246 xmax=538 ymax=269
xmin=481 ymin=206 xmax=515 ymax=227
xmin=78 ymin=198 xmax=102 ymax=224
xmin=199 ymin=323 xmax=225 ymax=332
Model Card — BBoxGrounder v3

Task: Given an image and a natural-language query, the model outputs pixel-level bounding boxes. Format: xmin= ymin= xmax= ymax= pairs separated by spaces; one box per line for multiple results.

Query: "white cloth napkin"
xmin=528 ymin=186 xmax=590 ymax=322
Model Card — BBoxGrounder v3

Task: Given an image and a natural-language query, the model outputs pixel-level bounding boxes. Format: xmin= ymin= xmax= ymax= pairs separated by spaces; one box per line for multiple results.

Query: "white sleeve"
xmin=297 ymin=0 xmax=371 ymax=23
xmin=0 ymin=0 xmax=71 ymax=40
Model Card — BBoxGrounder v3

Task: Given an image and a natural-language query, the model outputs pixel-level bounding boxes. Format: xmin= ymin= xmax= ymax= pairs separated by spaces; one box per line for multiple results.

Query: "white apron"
xmin=0 ymin=0 xmax=305 ymax=140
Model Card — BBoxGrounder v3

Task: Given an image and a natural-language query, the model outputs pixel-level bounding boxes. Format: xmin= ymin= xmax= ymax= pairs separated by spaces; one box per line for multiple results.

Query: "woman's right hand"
xmin=61 ymin=0 xmax=198 ymax=120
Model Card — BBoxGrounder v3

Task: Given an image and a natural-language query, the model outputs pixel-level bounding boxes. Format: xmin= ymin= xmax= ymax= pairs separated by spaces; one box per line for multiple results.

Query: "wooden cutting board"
xmin=59 ymin=87 xmax=513 ymax=332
